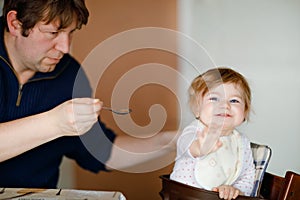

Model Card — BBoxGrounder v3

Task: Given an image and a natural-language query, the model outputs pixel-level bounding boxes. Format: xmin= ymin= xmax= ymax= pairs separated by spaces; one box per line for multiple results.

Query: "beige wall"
xmin=71 ymin=1 xmax=178 ymax=200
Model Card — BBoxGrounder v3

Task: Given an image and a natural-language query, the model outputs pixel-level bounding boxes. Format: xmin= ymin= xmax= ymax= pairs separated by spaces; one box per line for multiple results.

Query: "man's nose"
xmin=55 ymin=33 xmax=71 ymax=54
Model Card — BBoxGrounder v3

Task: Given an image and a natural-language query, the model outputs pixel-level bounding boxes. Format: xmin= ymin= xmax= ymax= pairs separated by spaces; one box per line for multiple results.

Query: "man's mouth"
xmin=50 ymin=57 xmax=61 ymax=61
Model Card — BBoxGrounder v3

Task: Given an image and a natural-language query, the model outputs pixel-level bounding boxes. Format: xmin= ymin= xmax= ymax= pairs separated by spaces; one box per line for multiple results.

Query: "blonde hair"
xmin=189 ymin=67 xmax=251 ymax=120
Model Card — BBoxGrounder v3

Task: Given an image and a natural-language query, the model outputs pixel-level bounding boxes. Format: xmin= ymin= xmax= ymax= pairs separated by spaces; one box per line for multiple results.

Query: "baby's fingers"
xmin=233 ymin=189 xmax=239 ymax=199
xmin=214 ymin=186 xmax=240 ymax=200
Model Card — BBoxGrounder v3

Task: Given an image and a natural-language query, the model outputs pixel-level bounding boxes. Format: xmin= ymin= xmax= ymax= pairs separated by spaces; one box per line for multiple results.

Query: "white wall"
xmin=177 ymin=0 xmax=300 ymax=176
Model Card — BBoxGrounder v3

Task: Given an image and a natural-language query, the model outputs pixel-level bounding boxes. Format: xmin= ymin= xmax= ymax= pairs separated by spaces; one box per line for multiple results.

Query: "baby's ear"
xmin=192 ymin=107 xmax=200 ymax=120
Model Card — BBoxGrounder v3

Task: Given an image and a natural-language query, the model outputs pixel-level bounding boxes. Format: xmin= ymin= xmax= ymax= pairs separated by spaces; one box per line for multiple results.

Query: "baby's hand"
xmin=212 ymin=185 xmax=242 ymax=200
xmin=190 ymin=127 xmax=222 ymax=157
xmin=198 ymin=125 xmax=223 ymax=155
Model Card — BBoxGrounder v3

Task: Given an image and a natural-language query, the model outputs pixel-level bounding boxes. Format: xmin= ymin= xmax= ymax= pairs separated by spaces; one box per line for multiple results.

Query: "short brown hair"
xmin=2 ymin=0 xmax=89 ymax=36
xmin=189 ymin=67 xmax=251 ymax=120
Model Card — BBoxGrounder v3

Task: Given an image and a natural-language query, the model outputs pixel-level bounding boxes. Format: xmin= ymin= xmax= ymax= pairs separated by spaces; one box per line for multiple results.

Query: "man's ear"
xmin=6 ymin=10 xmax=22 ymax=36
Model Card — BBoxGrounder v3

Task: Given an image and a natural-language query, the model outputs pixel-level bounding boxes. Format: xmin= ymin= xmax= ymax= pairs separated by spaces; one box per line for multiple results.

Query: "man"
xmin=0 ymin=0 xmax=175 ymax=188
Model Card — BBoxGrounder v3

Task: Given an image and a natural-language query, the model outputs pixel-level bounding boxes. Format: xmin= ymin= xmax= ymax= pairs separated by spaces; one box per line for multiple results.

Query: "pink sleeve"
xmin=233 ymin=136 xmax=255 ymax=196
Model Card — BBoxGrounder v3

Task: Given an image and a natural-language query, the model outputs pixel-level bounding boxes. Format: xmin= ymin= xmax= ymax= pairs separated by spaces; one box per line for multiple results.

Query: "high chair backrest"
xmin=250 ymin=142 xmax=272 ymax=197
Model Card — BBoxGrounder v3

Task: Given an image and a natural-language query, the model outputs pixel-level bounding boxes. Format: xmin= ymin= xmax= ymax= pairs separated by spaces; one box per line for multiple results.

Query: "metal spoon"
xmin=102 ymin=106 xmax=132 ymax=115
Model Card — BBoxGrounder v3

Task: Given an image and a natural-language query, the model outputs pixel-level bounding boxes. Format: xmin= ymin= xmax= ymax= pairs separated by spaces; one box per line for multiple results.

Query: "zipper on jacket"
xmin=1 ymin=55 xmax=68 ymax=107
xmin=16 ymin=84 xmax=23 ymax=106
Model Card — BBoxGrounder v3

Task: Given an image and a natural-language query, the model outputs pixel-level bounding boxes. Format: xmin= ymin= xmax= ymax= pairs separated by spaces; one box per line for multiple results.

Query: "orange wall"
xmin=72 ymin=1 xmax=178 ymax=199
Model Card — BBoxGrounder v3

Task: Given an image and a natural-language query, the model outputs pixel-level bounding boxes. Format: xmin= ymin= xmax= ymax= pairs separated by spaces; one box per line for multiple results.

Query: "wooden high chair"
xmin=159 ymin=143 xmax=300 ymax=199
xmin=260 ymin=171 xmax=300 ymax=200
xmin=159 ymin=171 xmax=300 ymax=200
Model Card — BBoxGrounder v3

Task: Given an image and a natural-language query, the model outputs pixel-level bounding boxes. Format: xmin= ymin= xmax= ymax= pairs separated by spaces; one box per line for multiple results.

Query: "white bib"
xmin=194 ymin=130 xmax=243 ymax=190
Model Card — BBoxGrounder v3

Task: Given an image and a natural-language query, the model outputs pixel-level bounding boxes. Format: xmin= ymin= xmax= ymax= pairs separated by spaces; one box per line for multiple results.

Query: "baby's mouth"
xmin=215 ymin=113 xmax=232 ymax=118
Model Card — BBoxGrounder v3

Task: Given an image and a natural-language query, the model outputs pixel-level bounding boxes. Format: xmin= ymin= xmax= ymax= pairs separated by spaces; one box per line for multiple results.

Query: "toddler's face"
xmin=198 ymin=83 xmax=246 ymax=134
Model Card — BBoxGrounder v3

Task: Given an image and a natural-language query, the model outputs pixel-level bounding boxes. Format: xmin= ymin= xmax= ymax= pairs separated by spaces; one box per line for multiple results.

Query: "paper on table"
xmin=0 ymin=188 xmax=126 ymax=200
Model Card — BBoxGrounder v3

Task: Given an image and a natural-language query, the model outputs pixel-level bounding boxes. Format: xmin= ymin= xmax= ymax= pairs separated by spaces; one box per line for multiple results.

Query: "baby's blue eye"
xmin=230 ymin=99 xmax=240 ymax=103
xmin=209 ymin=97 xmax=219 ymax=102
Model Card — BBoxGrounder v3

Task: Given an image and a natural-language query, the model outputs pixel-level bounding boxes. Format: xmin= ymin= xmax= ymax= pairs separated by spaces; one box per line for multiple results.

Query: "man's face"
xmin=15 ymin=17 xmax=78 ymax=73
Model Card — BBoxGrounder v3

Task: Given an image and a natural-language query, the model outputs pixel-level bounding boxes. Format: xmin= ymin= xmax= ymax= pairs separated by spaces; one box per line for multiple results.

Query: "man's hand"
xmin=49 ymin=98 xmax=101 ymax=136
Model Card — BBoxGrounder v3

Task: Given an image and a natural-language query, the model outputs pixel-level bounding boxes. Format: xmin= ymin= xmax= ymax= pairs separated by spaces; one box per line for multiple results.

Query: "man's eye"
xmin=50 ymin=31 xmax=58 ymax=35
